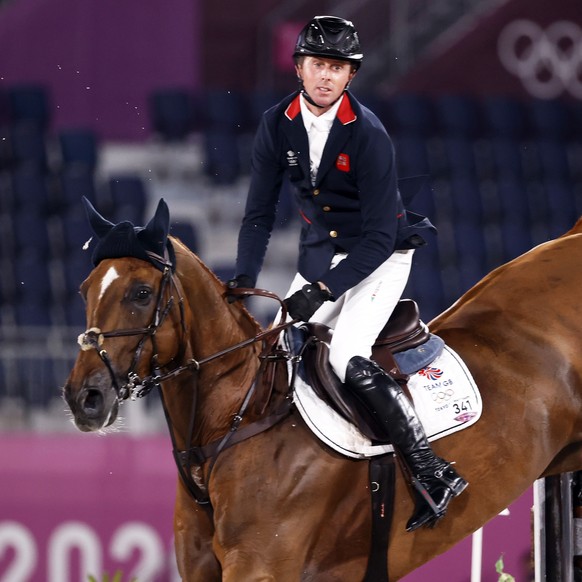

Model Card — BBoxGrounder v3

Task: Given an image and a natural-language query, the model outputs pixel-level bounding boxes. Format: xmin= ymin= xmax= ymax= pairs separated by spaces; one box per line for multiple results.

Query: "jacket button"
xmin=313 ymin=189 xmax=320 ymax=196
xmin=329 ymin=230 xmax=338 ymax=238
xmin=323 ymin=206 xmax=331 ymax=211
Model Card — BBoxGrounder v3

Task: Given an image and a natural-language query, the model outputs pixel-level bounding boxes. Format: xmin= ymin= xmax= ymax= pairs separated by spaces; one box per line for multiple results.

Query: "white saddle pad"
xmin=293 ymin=345 xmax=482 ymax=459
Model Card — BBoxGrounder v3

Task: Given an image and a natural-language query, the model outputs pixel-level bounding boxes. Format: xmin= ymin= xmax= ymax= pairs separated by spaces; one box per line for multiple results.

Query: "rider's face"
xmin=295 ymin=56 xmax=356 ymax=115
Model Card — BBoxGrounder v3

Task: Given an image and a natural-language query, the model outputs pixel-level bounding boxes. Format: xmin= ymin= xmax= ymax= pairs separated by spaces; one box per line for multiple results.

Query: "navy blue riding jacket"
xmin=235 ymin=90 xmax=436 ymax=299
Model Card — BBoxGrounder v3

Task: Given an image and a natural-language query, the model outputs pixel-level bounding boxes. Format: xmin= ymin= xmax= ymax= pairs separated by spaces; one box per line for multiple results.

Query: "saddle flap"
xmin=301 ymin=338 xmax=386 ymax=442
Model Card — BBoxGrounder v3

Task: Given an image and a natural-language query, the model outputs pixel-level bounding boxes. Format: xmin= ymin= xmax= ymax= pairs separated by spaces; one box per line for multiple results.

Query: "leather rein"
xmin=77 ymin=256 xmax=296 ymax=506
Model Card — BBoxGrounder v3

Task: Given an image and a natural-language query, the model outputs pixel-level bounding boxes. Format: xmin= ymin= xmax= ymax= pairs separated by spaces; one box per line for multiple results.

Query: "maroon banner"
xmin=0 ymin=0 xmax=201 ymax=140
xmin=396 ymin=0 xmax=582 ymax=100
xmin=0 ymin=434 xmax=532 ymax=581
xmin=0 ymin=435 xmax=178 ymax=582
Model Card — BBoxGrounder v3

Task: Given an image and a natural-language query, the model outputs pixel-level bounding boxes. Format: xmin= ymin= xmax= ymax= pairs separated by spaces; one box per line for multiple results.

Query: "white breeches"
xmin=284 ymin=249 xmax=414 ymax=381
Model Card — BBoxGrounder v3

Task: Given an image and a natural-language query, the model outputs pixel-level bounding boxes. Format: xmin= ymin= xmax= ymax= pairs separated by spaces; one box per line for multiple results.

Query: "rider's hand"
xmin=225 ymin=274 xmax=254 ymax=303
xmin=284 ymin=283 xmax=331 ymax=322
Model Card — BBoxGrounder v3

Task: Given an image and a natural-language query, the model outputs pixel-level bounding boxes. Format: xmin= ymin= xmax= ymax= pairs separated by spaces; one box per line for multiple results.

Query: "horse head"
xmin=64 ymin=198 xmax=189 ymax=432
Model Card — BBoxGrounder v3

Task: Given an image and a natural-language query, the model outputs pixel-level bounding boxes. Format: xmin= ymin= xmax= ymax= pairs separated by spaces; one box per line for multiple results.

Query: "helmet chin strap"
xmin=298 ymin=76 xmax=353 ymax=111
xmin=301 ymin=89 xmax=326 ymax=109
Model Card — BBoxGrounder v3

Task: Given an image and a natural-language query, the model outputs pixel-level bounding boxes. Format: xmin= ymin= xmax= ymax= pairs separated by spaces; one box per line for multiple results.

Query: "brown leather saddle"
xmin=299 ymin=299 xmax=429 ymax=442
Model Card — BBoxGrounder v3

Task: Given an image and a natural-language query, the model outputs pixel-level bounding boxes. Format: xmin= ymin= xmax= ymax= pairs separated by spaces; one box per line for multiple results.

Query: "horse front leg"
xmin=173 ymin=480 xmax=221 ymax=581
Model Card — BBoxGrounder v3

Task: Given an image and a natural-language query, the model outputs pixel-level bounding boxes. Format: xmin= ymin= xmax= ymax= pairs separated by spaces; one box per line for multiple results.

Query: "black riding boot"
xmin=345 ymin=355 xmax=468 ymax=531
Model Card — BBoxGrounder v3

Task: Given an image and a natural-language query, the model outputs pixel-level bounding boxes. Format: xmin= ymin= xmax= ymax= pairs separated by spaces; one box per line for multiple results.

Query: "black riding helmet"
xmin=294 ymin=15 xmax=363 ymax=69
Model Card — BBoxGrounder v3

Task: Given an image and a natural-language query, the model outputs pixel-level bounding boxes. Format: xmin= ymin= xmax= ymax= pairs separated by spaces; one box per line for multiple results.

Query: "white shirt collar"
xmin=300 ymin=93 xmax=344 ymax=134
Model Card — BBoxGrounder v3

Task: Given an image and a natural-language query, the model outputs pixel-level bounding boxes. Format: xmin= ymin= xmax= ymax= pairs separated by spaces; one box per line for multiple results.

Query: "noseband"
xmin=78 ymin=258 xmax=190 ymax=401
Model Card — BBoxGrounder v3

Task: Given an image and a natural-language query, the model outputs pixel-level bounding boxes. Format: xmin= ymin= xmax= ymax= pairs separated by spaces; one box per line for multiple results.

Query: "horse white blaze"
xmin=98 ymin=266 xmax=120 ymax=302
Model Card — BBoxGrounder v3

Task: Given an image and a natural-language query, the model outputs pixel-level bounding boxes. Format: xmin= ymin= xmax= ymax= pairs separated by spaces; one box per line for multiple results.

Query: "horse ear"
xmin=83 ymin=196 xmax=115 ymax=239
xmin=143 ymin=198 xmax=170 ymax=243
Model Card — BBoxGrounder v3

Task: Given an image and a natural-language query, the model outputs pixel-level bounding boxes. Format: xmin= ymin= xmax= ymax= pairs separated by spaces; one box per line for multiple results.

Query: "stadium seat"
xmin=58 ymin=128 xmax=99 ymax=170
xmin=528 ymin=98 xmax=571 ymax=140
xmin=108 ymin=175 xmax=148 ymax=223
xmin=481 ymin=96 xmax=528 ymax=139
xmin=12 ymin=211 xmax=53 ymax=258
xmin=496 ymin=179 xmax=533 ymax=260
xmin=203 ymin=130 xmax=241 ymax=184
xmin=434 ymin=94 xmax=482 ymax=138
xmin=58 ymin=165 xmax=97 ymax=211
xmin=169 ymin=221 xmax=200 ymax=254
xmin=149 ymin=88 xmax=197 ymax=141
xmin=9 ymin=122 xmax=48 ymax=170
xmin=384 ymin=93 xmax=435 ymax=137
xmin=11 ymin=165 xmax=53 ymax=214
xmin=443 ymin=136 xmax=478 ymax=180
xmin=8 ymin=84 xmax=50 ymax=131
xmin=394 ymin=135 xmax=430 ymax=178
xmin=202 ymin=89 xmax=247 ymax=133
xmin=544 ymin=180 xmax=577 ymax=239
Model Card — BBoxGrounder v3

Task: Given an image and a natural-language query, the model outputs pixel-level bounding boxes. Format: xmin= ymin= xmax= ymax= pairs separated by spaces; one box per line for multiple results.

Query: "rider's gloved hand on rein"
xmin=284 ymin=283 xmax=331 ymax=322
xmin=225 ymin=274 xmax=254 ymax=303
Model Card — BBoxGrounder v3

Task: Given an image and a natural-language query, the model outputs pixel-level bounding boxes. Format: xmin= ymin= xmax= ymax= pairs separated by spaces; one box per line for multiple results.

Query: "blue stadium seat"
xmin=481 ymin=96 xmax=528 ymax=139
xmin=203 ymin=130 xmax=241 ymax=184
xmin=149 ymin=88 xmax=197 ymax=141
xmin=12 ymin=211 xmax=53 ymax=258
xmin=11 ymin=166 xmax=53 ymax=214
xmin=443 ymin=136 xmax=478 ymax=180
xmin=170 ymin=221 xmax=200 ymax=253
xmin=19 ymin=357 xmax=59 ymax=406
xmin=202 ymin=89 xmax=247 ymax=133
xmin=528 ymin=98 xmax=571 ymax=140
xmin=58 ymin=165 xmax=97 ymax=211
xmin=58 ymin=209 xmax=92 ymax=257
xmin=537 ymin=138 xmax=571 ymax=182
xmin=108 ymin=175 xmax=147 ymax=223
xmin=496 ymin=179 xmax=533 ymax=260
xmin=490 ymin=138 xmax=523 ymax=181
xmin=434 ymin=95 xmax=482 ymax=138
xmin=8 ymin=84 xmax=50 ymax=131
xmin=9 ymin=122 xmax=48 ymax=170
xmin=394 ymin=135 xmax=430 ymax=178
xmin=247 ymin=89 xmax=285 ymax=131
xmin=58 ymin=128 xmax=98 ymax=170
xmin=385 ymin=94 xmax=434 ymax=137
xmin=544 ymin=180 xmax=577 ymax=239
xmin=13 ymin=254 xmax=53 ymax=326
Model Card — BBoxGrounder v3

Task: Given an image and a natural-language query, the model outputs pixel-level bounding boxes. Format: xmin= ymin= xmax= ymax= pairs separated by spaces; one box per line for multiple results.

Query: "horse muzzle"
xmin=64 ymin=379 xmax=120 ymax=432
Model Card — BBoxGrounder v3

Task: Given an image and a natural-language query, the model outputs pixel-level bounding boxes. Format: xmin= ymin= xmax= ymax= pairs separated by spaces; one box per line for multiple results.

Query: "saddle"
xmin=298 ymin=299 xmax=430 ymax=442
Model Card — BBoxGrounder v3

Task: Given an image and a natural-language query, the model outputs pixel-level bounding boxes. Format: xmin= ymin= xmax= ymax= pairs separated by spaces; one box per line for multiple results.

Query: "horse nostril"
xmin=81 ymin=389 xmax=104 ymax=418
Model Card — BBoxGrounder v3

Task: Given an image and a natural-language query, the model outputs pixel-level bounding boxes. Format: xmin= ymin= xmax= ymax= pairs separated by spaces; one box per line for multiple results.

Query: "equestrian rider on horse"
xmin=229 ymin=15 xmax=467 ymax=531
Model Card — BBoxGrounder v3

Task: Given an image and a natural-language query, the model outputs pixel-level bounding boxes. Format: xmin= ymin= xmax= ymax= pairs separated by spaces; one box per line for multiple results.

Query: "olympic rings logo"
xmin=432 ymin=388 xmax=454 ymax=402
xmin=497 ymin=19 xmax=582 ymax=99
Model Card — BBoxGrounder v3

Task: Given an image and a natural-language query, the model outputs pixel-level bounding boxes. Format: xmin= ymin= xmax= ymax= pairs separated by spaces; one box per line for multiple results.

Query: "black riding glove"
xmin=225 ymin=274 xmax=254 ymax=303
xmin=284 ymin=283 xmax=331 ymax=322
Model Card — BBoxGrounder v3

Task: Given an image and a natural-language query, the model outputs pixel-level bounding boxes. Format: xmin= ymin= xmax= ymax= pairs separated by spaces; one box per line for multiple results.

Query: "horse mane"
xmin=169 ymin=235 xmax=263 ymax=337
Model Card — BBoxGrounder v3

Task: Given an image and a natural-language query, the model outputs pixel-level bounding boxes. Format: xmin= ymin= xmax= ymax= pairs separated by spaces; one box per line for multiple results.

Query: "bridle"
xmin=77 ymin=253 xmax=192 ymax=401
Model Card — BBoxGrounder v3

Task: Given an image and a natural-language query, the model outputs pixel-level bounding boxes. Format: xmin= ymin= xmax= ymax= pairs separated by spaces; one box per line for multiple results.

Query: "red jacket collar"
xmin=284 ymin=93 xmax=357 ymax=125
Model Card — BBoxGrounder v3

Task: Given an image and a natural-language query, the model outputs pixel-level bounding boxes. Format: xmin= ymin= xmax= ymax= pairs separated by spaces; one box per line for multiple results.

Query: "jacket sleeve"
xmin=234 ymin=115 xmax=284 ymax=285
xmin=319 ymin=122 xmax=400 ymax=298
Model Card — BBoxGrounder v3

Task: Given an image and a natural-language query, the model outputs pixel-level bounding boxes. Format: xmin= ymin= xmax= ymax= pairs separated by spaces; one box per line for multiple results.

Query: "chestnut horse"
xmin=64 ymin=200 xmax=582 ymax=581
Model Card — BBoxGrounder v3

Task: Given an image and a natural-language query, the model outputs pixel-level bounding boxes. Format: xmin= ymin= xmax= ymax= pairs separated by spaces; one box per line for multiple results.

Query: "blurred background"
xmin=0 ymin=0 xmax=579 ymax=579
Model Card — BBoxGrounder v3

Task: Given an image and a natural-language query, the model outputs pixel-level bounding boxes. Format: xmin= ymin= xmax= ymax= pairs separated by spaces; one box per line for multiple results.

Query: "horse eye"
xmin=132 ymin=286 xmax=152 ymax=304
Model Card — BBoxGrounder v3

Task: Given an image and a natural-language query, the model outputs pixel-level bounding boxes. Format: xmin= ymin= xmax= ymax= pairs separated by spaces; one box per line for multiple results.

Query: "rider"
xmin=228 ymin=15 xmax=467 ymax=530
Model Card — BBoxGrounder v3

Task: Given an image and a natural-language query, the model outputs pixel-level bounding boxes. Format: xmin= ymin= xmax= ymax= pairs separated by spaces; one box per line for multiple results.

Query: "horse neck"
xmin=167 ymin=247 xmax=262 ymax=445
